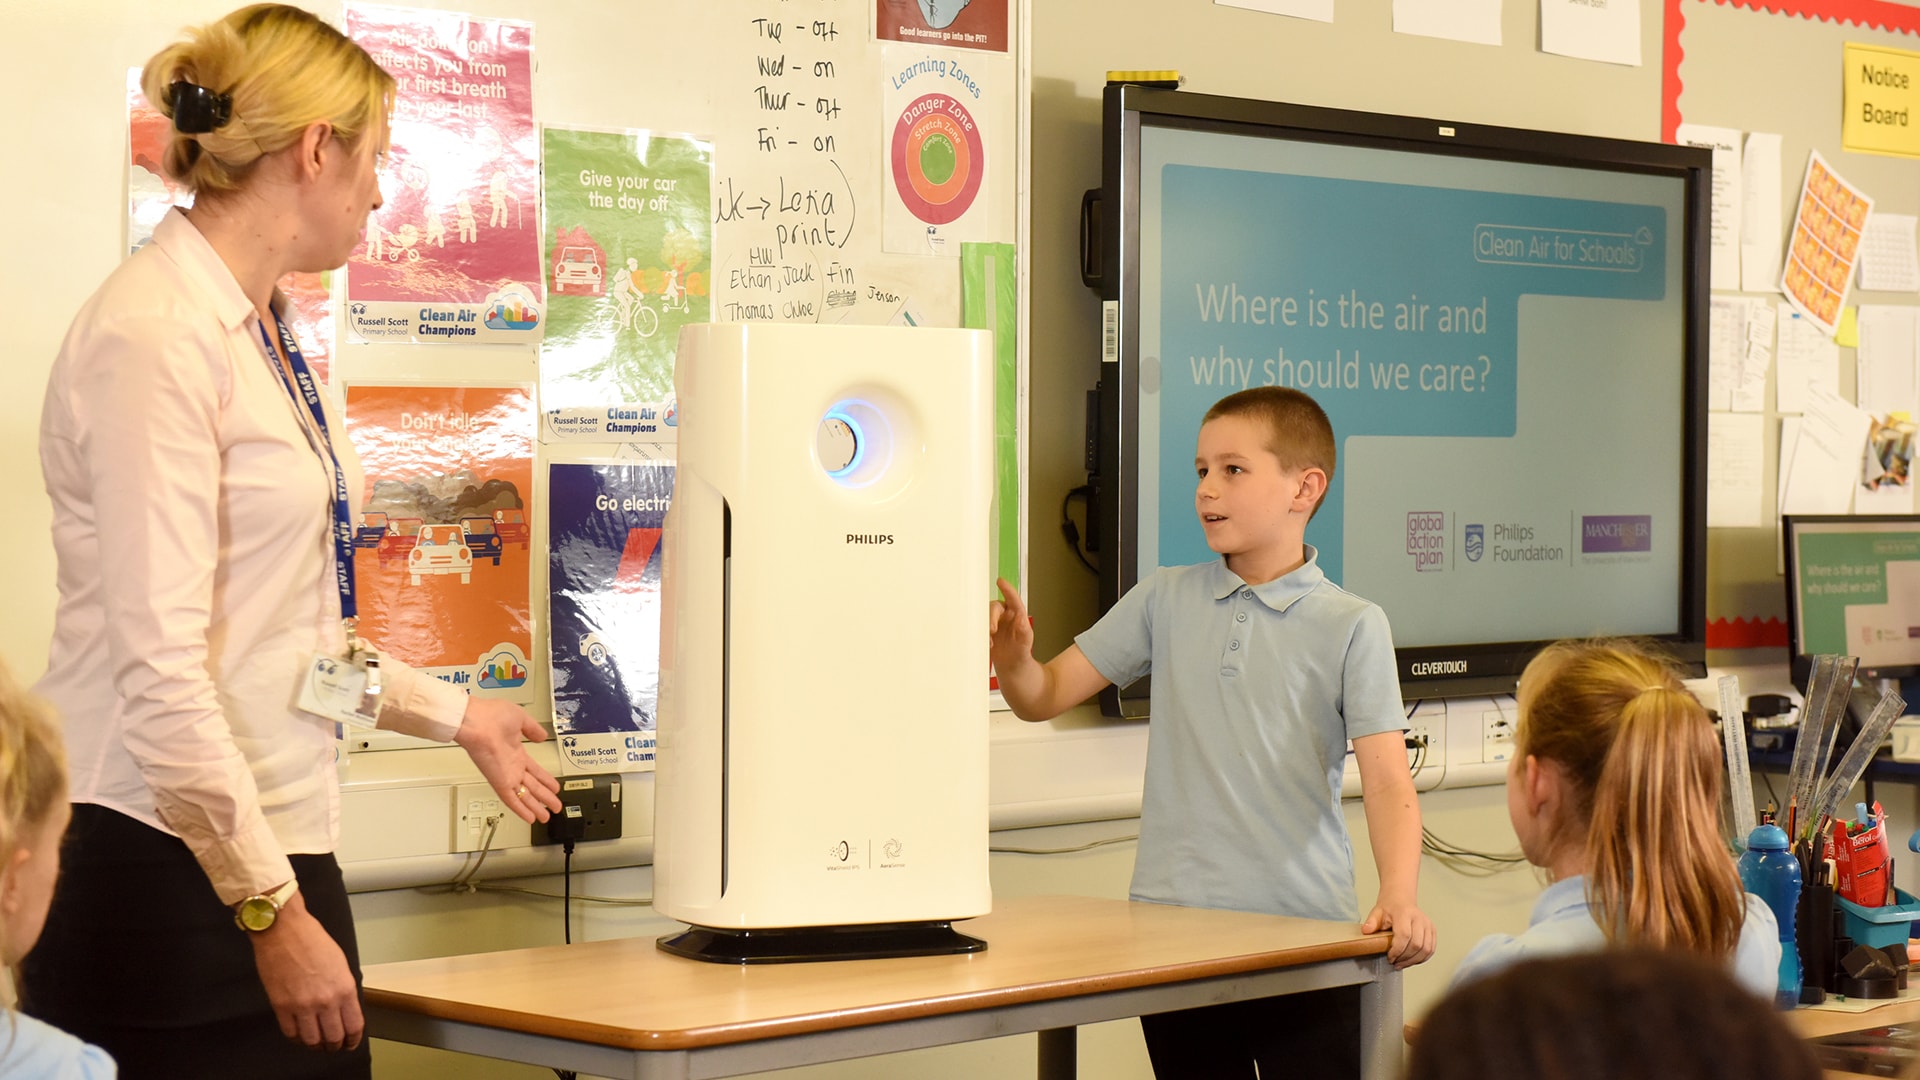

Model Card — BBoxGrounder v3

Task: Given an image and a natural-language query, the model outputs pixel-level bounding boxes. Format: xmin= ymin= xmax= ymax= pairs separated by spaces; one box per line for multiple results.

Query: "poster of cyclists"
xmin=342 ymin=4 xmax=543 ymax=344
xmin=539 ymin=126 xmax=712 ymax=442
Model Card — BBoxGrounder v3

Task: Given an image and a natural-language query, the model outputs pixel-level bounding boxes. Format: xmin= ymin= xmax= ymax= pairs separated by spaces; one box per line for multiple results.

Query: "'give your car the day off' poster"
xmin=540 ymin=127 xmax=712 ymax=442
xmin=344 ymin=384 xmax=536 ymax=703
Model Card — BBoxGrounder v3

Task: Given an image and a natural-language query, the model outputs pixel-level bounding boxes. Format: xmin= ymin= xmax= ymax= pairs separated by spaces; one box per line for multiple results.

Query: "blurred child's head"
xmin=1201 ymin=387 xmax=1335 ymax=514
xmin=1509 ymin=639 xmax=1743 ymax=955
xmin=1408 ymin=948 xmax=1821 ymax=1080
xmin=0 ymin=664 xmax=69 ymax=968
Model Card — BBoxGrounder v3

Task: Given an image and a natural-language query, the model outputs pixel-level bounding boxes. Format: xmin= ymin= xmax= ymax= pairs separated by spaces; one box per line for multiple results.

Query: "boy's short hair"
xmin=1203 ymin=387 xmax=1336 ymax=510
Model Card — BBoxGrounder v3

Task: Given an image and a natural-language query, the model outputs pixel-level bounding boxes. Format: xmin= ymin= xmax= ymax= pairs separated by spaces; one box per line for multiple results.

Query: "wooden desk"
xmin=362 ymin=894 xmax=1402 ymax=1080
xmin=1791 ymin=995 xmax=1920 ymax=1079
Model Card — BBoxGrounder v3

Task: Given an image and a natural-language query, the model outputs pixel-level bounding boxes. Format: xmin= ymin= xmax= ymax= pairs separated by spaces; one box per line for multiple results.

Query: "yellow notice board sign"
xmin=1845 ymin=43 xmax=1920 ymax=158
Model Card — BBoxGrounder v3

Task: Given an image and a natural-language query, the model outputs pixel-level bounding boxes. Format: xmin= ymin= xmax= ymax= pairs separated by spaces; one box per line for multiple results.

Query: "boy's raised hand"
xmin=989 ymin=577 xmax=1033 ymax=667
xmin=1362 ymin=899 xmax=1436 ymax=969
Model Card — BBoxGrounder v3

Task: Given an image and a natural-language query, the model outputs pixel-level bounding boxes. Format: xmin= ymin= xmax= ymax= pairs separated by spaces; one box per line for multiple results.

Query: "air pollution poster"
xmin=881 ymin=45 xmax=1002 ymax=255
xmin=547 ymin=463 xmax=674 ymax=774
xmin=343 ymin=384 xmax=536 ymax=703
xmin=128 ymin=70 xmax=335 ymax=383
xmin=343 ymin=4 xmax=542 ymax=344
xmin=540 ymin=127 xmax=712 ymax=443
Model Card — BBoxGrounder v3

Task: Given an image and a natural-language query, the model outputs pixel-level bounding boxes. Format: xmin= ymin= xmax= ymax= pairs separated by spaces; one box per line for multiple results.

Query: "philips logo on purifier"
xmin=655 ymin=322 xmax=994 ymax=964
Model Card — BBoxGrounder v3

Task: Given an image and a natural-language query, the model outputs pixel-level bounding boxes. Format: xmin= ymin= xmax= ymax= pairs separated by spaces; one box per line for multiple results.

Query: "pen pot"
xmin=1797 ymin=881 xmax=1835 ymax=1002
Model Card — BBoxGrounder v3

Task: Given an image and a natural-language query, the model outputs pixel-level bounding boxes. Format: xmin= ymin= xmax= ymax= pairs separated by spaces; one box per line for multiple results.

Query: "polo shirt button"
xmin=1241 ymin=590 xmax=1252 ymax=599
xmin=1229 ymin=640 xmax=1240 ymax=650
xmin=1236 ymin=612 xmax=1247 ymax=622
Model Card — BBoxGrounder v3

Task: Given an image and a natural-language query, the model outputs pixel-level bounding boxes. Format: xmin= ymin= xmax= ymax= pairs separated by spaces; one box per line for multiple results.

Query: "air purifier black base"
xmin=657 ymin=920 xmax=987 ymax=964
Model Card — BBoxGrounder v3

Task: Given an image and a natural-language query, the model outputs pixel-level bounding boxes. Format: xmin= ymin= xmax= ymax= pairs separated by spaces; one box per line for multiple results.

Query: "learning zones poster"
xmin=343 ymin=384 xmax=535 ymax=703
xmin=881 ymin=45 xmax=1002 ymax=255
xmin=128 ymin=71 xmax=335 ymax=383
xmin=875 ymin=0 xmax=1009 ymax=51
xmin=547 ymin=463 xmax=673 ymax=773
xmin=343 ymin=4 xmax=542 ymax=344
xmin=1781 ymin=150 xmax=1870 ymax=337
xmin=540 ymin=127 xmax=711 ymax=442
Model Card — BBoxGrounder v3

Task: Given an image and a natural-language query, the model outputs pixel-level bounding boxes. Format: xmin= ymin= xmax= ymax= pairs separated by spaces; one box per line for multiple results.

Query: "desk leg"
xmin=1358 ymin=959 xmax=1404 ymax=1080
xmin=1037 ymin=1026 xmax=1076 ymax=1080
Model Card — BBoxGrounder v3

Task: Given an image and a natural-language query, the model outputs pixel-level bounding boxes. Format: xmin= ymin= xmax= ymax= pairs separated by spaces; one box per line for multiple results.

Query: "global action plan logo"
xmin=1406 ymin=511 xmax=1446 ymax=571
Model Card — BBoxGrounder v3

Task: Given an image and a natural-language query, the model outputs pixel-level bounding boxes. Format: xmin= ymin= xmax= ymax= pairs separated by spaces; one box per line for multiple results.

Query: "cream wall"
xmin=4 ymin=2 xmax=1783 ymax=1078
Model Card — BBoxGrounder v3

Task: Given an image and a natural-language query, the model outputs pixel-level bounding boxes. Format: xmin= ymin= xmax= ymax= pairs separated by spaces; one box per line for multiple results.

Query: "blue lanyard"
xmin=258 ymin=313 xmax=358 ymax=624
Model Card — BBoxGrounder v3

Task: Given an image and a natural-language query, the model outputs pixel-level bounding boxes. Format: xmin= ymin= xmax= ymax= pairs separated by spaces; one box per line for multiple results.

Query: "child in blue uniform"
xmin=992 ymin=386 xmax=1432 ymax=1078
xmin=1447 ymin=639 xmax=1780 ymax=996
xmin=0 ymin=663 xmax=114 ymax=1078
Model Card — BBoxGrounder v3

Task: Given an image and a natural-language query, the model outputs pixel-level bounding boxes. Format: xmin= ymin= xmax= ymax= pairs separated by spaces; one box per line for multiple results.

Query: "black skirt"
xmin=21 ymin=803 xmax=372 ymax=1080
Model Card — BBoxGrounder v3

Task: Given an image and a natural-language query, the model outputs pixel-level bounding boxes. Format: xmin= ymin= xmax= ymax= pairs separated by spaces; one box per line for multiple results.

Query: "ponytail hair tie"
xmin=169 ymin=81 xmax=233 ymax=134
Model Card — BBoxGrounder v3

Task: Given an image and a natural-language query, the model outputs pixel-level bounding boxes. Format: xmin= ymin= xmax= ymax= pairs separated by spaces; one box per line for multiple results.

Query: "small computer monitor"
xmin=1783 ymin=514 xmax=1920 ymax=685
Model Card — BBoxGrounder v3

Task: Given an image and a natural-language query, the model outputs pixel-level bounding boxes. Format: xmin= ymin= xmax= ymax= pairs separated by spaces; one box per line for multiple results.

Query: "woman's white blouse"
xmin=37 ymin=208 xmax=466 ymax=905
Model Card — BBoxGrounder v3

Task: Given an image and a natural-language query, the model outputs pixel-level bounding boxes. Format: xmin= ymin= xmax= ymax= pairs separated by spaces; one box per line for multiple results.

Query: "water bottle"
xmin=1738 ymin=822 xmax=1802 ymax=1010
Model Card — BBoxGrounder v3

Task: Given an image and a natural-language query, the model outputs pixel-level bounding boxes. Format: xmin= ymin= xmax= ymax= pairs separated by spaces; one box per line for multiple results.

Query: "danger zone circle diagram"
xmin=890 ymin=94 xmax=985 ymax=225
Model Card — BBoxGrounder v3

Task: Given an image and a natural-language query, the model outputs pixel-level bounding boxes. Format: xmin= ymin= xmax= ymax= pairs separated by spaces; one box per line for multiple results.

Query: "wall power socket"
xmin=534 ymin=772 xmax=623 ymax=845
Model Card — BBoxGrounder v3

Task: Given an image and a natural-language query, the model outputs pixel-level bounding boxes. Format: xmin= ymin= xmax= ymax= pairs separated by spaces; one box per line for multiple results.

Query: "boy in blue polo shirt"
xmin=990 ymin=386 xmax=1432 ymax=1079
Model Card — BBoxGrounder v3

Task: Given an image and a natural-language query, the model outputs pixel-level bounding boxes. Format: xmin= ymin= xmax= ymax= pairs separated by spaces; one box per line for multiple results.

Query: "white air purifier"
xmin=654 ymin=322 xmax=994 ymax=963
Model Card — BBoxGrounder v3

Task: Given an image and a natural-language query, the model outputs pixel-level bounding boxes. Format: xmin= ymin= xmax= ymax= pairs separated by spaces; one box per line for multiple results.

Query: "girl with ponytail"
xmin=1448 ymin=639 xmax=1782 ymax=996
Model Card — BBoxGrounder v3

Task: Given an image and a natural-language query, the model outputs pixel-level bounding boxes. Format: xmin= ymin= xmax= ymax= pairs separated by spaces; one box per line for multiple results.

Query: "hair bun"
xmin=169 ymin=81 xmax=232 ymax=134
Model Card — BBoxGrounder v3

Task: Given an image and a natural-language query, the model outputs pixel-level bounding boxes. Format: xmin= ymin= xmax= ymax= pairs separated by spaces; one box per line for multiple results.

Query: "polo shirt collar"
xmin=1208 ymin=544 xmax=1326 ymax=612
xmin=151 ymin=207 xmax=279 ymax=333
xmin=1532 ymin=875 xmax=1589 ymax=923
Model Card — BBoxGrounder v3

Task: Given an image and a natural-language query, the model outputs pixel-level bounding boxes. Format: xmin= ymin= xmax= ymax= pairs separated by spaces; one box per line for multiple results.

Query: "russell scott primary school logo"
xmin=1407 ymin=511 xmax=1446 ymax=571
xmin=1464 ymin=524 xmax=1485 ymax=562
xmin=1580 ymin=515 xmax=1652 ymax=553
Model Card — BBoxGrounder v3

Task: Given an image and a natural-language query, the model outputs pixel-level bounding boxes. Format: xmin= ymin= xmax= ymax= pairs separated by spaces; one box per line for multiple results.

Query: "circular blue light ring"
xmin=825 ymin=409 xmax=865 ymax=477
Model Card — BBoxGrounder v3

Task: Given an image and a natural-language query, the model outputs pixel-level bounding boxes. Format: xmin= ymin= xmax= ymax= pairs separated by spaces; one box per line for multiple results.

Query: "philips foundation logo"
xmin=847 ymin=533 xmax=894 ymax=545
xmin=1406 ymin=511 xmax=1446 ymax=571
xmin=1464 ymin=523 xmax=1485 ymax=562
xmin=1581 ymin=515 xmax=1652 ymax=554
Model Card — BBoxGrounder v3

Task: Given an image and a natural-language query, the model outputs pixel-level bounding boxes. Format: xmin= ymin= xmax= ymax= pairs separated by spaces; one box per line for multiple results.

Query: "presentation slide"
xmin=1793 ymin=523 xmax=1920 ymax=665
xmin=1136 ymin=127 xmax=1688 ymax=647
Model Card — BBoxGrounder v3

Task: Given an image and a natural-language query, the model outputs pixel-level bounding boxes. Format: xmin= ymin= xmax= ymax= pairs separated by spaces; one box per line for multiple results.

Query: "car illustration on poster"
xmin=408 ymin=523 xmax=473 ymax=585
xmin=354 ymin=511 xmax=389 ymax=551
xmin=552 ymin=245 xmax=603 ymax=295
xmin=376 ymin=517 xmax=423 ymax=567
xmin=493 ymin=508 xmax=529 ymax=549
xmin=460 ymin=516 xmax=503 ymax=566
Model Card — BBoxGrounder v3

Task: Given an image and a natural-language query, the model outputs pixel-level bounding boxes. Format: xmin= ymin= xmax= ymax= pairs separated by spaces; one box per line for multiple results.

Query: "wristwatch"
xmin=233 ymin=878 xmax=299 ymax=933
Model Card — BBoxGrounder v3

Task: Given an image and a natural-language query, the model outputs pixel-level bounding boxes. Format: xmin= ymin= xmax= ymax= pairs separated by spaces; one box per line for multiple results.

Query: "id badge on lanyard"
xmin=260 ymin=312 xmax=385 ymax=729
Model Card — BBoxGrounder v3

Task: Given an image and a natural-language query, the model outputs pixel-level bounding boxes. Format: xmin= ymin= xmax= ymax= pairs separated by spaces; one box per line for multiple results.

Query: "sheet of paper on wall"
xmin=1707 ymin=411 xmax=1767 ymax=528
xmin=1776 ymin=304 xmax=1838 ymax=414
xmin=1539 ymin=0 xmax=1640 ymax=65
xmin=1708 ymin=296 xmax=1742 ymax=410
xmin=1737 ymin=299 xmax=1775 ymax=413
xmin=1215 ymin=0 xmax=1333 ymax=20
xmin=1781 ymin=384 xmax=1872 ymax=517
xmin=1741 ymin=133 xmax=1784 ymax=293
xmin=1676 ymin=124 xmax=1743 ymax=292
xmin=1779 ymin=150 xmax=1872 ymax=337
xmin=1777 ymin=415 xmax=1800 ymax=574
xmin=1857 ymin=412 xmax=1919 ymax=514
xmin=1856 ymin=305 xmax=1919 ymax=417
xmin=1391 ymin=0 xmax=1501 ymax=45
xmin=1856 ymin=213 xmax=1920 ymax=293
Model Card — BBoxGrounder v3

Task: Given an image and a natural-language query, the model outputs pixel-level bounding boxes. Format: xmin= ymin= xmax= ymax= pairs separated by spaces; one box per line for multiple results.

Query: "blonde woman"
xmin=0 ymin=665 xmax=113 ymax=1077
xmin=1448 ymin=639 xmax=1780 ymax=996
xmin=26 ymin=7 xmax=562 ymax=1077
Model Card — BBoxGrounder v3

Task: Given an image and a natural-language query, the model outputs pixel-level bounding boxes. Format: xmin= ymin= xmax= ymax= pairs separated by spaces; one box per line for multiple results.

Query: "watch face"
xmin=236 ymin=897 xmax=278 ymax=932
